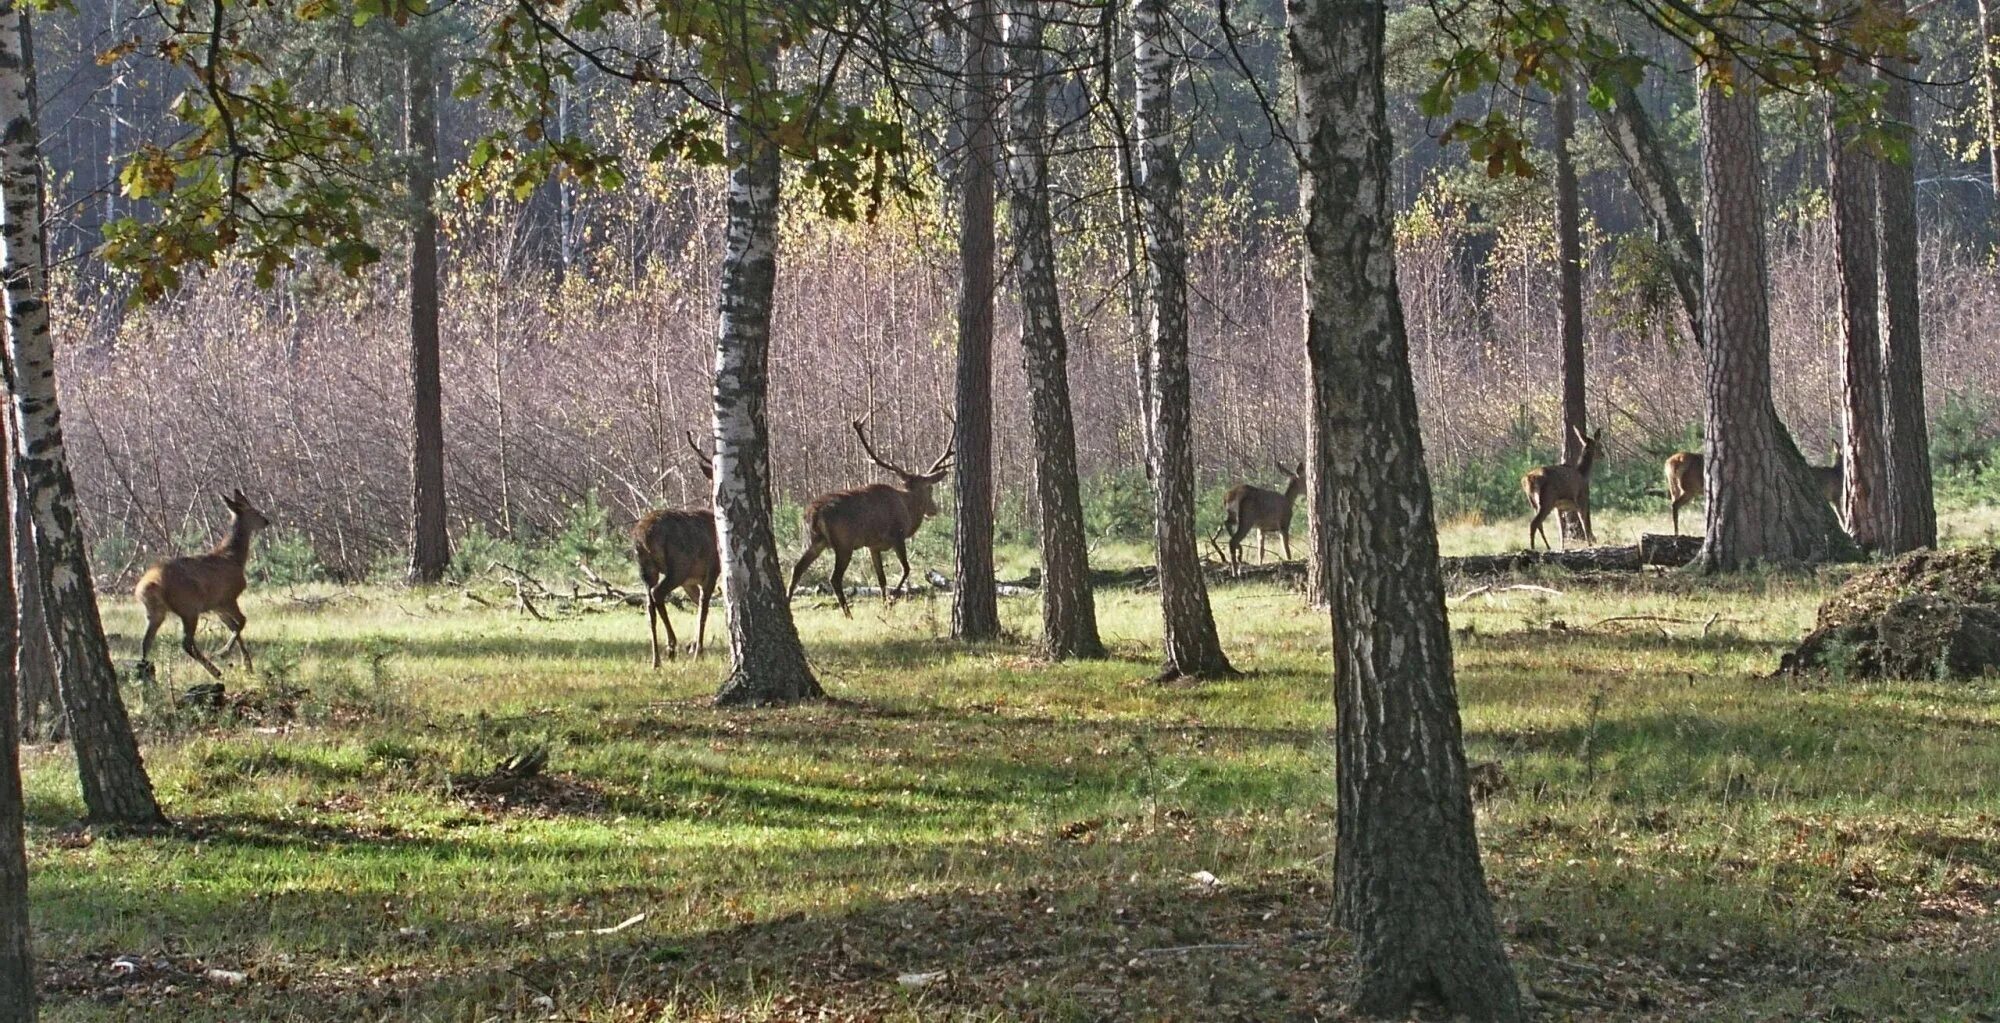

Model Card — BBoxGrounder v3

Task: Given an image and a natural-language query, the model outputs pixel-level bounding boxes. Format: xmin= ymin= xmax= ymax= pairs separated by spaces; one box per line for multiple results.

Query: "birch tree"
xmin=1006 ymin=0 xmax=1102 ymax=660
xmin=0 ymin=0 xmax=164 ymax=827
xmin=1287 ymin=1 xmax=1520 ymax=1016
xmin=1133 ymin=0 xmax=1231 ymax=680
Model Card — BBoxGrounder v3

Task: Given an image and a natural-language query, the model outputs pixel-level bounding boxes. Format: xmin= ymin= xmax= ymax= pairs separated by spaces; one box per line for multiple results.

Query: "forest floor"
xmin=21 ymin=520 xmax=2000 ymax=1021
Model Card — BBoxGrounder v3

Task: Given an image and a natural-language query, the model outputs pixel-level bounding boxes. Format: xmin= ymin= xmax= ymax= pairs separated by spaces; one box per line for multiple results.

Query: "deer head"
xmin=220 ymin=488 xmax=270 ymax=534
xmin=852 ymin=418 xmax=953 ymax=518
xmin=1571 ymin=426 xmax=1605 ymax=474
xmin=685 ymin=429 xmax=714 ymax=482
xmin=1278 ymin=460 xmax=1306 ymax=500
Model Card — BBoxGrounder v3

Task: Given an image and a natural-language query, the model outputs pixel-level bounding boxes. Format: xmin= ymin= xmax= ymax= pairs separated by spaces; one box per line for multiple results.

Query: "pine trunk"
xmin=1596 ymin=76 xmax=1703 ymax=347
xmin=1877 ymin=31 xmax=1937 ymax=554
xmin=1554 ymin=82 xmax=1589 ymax=540
xmin=712 ymin=113 xmax=823 ymax=708
xmin=12 ymin=458 xmax=54 ymax=743
xmin=952 ymin=0 xmax=1000 ymax=641
xmin=0 ymin=401 xmax=31 ymax=1023
xmin=0 ymin=3 xmax=164 ymax=827
xmin=1697 ymin=57 xmax=1855 ymax=570
xmin=406 ymin=42 xmax=451 ymax=584
xmin=1288 ymin=3 xmax=1520 ymax=1018
xmin=1828 ymin=93 xmax=1887 ymax=549
xmin=1133 ymin=0 xmax=1231 ymax=680
xmin=1006 ymin=0 xmax=1102 ymax=660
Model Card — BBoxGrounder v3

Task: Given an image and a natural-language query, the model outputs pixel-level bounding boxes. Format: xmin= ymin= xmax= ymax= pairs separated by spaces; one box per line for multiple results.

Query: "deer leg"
xmin=180 ymin=614 xmax=223 ymax=678
xmin=217 ymin=601 xmax=253 ymax=671
xmin=643 ymin=571 xmax=665 ymax=668
xmin=830 ymin=547 xmax=854 ymax=618
xmin=788 ymin=541 xmax=824 ymax=600
xmin=892 ymin=540 xmax=912 ymax=595
xmin=1229 ymin=522 xmax=1251 ymax=574
xmin=1670 ymin=495 xmax=1683 ymax=537
xmin=1581 ymin=498 xmax=1595 ymax=545
xmin=1257 ymin=531 xmax=1267 ymax=565
xmin=1281 ymin=530 xmax=1293 ymax=562
xmin=692 ymin=583 xmax=712 ymax=659
xmin=871 ymin=549 xmax=891 ymax=605
xmin=1528 ymin=503 xmax=1551 ymax=552
xmin=659 ymin=592 xmax=680 ymax=662
xmin=139 ymin=610 xmax=164 ymax=667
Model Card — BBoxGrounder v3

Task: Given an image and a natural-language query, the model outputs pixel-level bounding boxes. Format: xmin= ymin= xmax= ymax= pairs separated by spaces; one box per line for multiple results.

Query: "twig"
xmin=1136 ymin=942 xmax=1253 ymax=957
xmin=462 ymin=590 xmax=493 ymax=609
xmin=547 ymin=912 xmax=646 ymax=938
xmin=1450 ymin=583 xmax=1565 ymax=601
xmin=509 ymin=578 xmax=547 ymax=621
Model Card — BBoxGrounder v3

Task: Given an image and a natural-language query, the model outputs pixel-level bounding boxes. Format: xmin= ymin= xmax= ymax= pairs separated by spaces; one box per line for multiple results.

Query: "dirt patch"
xmin=450 ymin=772 xmax=608 ymax=818
xmin=1779 ymin=547 xmax=2000 ymax=681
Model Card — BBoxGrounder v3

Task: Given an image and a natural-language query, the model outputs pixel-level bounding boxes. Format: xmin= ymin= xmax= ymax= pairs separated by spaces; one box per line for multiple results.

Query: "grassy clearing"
xmin=21 ymin=533 xmax=2000 ymax=1021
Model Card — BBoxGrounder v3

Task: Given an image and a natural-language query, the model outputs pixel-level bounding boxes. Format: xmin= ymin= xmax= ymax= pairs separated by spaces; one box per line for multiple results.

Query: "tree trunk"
xmin=1595 ymin=75 xmax=1703 ymax=347
xmin=712 ymin=112 xmax=823 ymax=708
xmin=1006 ymin=0 xmax=1103 ymax=660
xmin=1828 ymin=92 xmax=1887 ymax=549
xmin=1980 ymin=0 xmax=2000 ymax=212
xmin=1304 ymin=412 xmax=1330 ymax=607
xmin=1133 ymin=0 xmax=1231 ymax=680
xmin=1877 ymin=21 xmax=1936 ymax=555
xmin=1287 ymin=3 xmax=1520 ymax=1018
xmin=406 ymin=42 xmax=451 ymax=584
xmin=0 ymin=2 xmax=164 ymax=828
xmin=1696 ymin=57 xmax=1855 ymax=570
xmin=951 ymin=0 xmax=1001 ymax=642
xmin=11 ymin=456 xmax=53 ymax=743
xmin=0 ymin=402 xmax=31 ymax=1023
xmin=1554 ymin=81 xmax=1589 ymax=540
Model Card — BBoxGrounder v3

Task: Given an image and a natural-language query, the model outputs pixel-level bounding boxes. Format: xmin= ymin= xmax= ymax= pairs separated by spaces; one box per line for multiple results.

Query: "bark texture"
xmin=1696 ymin=62 xmax=1855 ymax=570
xmin=1005 ymin=0 xmax=1102 ymax=660
xmin=711 ymin=113 xmax=823 ymax=707
xmin=1554 ymin=82 xmax=1589 ymax=540
xmin=1876 ymin=29 xmax=1937 ymax=555
xmin=0 ymin=2 xmax=164 ymax=827
xmin=1981 ymin=0 xmax=2000 ymax=205
xmin=406 ymin=41 xmax=451 ymax=584
xmin=1828 ymin=94 xmax=1887 ymax=549
xmin=952 ymin=0 xmax=1001 ymax=641
xmin=0 ymin=399 xmax=30 ymax=1023
xmin=1596 ymin=75 xmax=1703 ymax=347
xmin=12 ymin=457 xmax=53 ymax=742
xmin=1133 ymin=0 xmax=1231 ymax=679
xmin=1287 ymin=2 xmax=1521 ymax=1018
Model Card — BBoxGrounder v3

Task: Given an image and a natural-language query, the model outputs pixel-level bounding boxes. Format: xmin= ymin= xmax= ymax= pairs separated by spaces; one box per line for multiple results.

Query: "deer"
xmin=1215 ymin=461 xmax=1305 ymax=569
xmin=1814 ymin=453 xmax=1844 ymax=509
xmin=632 ymin=431 xmax=721 ymax=667
xmin=135 ymin=488 xmax=271 ymax=678
xmin=788 ymin=418 xmax=953 ymax=617
xmin=1522 ymin=426 xmax=1605 ymax=552
xmin=1665 ymin=450 xmax=1703 ymax=536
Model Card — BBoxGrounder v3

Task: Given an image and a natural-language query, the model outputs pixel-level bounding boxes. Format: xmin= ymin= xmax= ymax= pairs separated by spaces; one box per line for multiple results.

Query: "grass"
xmin=20 ymin=525 xmax=2000 ymax=1021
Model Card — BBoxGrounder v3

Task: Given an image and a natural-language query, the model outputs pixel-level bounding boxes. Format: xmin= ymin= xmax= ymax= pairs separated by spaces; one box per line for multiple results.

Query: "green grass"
xmin=21 ymin=530 xmax=2000 ymax=1021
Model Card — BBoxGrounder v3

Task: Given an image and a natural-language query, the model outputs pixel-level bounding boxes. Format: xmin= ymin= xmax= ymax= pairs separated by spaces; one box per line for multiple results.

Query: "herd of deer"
xmin=127 ymin=429 xmax=1848 ymax=676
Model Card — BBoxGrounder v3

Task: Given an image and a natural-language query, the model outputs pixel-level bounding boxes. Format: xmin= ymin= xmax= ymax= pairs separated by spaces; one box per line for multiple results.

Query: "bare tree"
xmin=952 ymin=0 xmax=1001 ymax=641
xmin=0 ymin=0 xmax=164 ymax=827
xmin=1133 ymin=0 xmax=1231 ymax=680
xmin=1005 ymin=0 xmax=1102 ymax=659
xmin=1696 ymin=57 xmax=1854 ymax=570
xmin=1288 ymin=2 xmax=1520 ymax=1018
xmin=407 ymin=38 xmax=451 ymax=584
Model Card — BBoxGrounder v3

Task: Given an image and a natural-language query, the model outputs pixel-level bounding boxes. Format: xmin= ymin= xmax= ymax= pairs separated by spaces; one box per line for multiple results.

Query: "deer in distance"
xmin=1216 ymin=461 xmax=1305 ymax=570
xmin=789 ymin=418 xmax=953 ymax=617
xmin=632 ymin=431 xmax=721 ymax=666
xmin=1663 ymin=450 xmax=1844 ymax=536
xmin=135 ymin=488 xmax=270 ymax=678
xmin=1522 ymin=426 xmax=1605 ymax=552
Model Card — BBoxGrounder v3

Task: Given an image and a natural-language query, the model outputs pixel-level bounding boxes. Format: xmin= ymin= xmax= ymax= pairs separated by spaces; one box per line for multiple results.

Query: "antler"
xmin=852 ymin=418 xmax=916 ymax=477
xmin=684 ymin=430 xmax=714 ymax=480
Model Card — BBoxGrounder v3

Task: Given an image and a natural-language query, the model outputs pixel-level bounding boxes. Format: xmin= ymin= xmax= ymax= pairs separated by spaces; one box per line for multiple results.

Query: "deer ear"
xmin=218 ymin=492 xmax=238 ymax=511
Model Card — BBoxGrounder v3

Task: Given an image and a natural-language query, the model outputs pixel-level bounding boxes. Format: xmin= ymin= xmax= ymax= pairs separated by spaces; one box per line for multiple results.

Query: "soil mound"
xmin=1779 ymin=547 xmax=2000 ymax=681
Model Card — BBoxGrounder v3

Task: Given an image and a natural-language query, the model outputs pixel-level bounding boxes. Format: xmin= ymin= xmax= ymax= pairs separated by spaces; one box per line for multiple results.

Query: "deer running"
xmin=1664 ymin=450 xmax=1842 ymax=536
xmin=632 ymin=431 xmax=721 ymax=666
xmin=135 ymin=489 xmax=270 ymax=677
xmin=1522 ymin=427 xmax=1604 ymax=552
xmin=789 ymin=419 xmax=952 ymax=617
xmin=1216 ymin=461 xmax=1305 ymax=568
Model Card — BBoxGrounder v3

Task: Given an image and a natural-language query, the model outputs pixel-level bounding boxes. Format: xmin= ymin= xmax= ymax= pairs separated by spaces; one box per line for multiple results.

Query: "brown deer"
xmin=1665 ymin=450 xmax=1703 ymax=536
xmin=1216 ymin=461 xmax=1305 ymax=568
xmin=632 ymin=431 xmax=721 ymax=666
xmin=1814 ymin=454 xmax=1844 ymax=508
xmin=135 ymin=489 xmax=270 ymax=678
xmin=788 ymin=419 xmax=952 ymax=617
xmin=1522 ymin=426 xmax=1605 ymax=552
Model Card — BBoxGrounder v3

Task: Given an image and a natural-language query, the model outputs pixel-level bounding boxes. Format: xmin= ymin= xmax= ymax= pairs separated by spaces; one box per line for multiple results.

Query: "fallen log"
xmin=1440 ymin=534 xmax=1701 ymax=577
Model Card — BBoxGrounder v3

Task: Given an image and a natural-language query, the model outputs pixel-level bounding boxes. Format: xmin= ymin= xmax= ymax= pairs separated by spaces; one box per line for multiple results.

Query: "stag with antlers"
xmin=788 ymin=419 xmax=953 ymax=617
xmin=631 ymin=431 xmax=721 ymax=666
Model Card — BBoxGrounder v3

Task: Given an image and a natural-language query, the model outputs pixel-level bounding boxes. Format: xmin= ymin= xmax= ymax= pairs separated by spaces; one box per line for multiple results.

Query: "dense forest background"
xmin=37 ymin=0 xmax=2000 ymax=581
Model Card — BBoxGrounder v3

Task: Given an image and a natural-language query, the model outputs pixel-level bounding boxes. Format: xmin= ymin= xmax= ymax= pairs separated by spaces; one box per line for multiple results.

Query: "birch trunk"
xmin=1006 ymin=0 xmax=1103 ymax=660
xmin=0 ymin=1 xmax=163 ymax=827
xmin=12 ymin=457 xmax=52 ymax=742
xmin=1828 ymin=92 xmax=1887 ymax=549
xmin=1133 ymin=0 xmax=1230 ymax=680
xmin=711 ymin=112 xmax=822 ymax=707
xmin=406 ymin=41 xmax=451 ymax=584
xmin=1287 ymin=2 xmax=1520 ymax=1017
xmin=1697 ymin=58 xmax=1855 ymax=570
xmin=952 ymin=0 xmax=1000 ymax=641
xmin=1877 ymin=21 xmax=1937 ymax=554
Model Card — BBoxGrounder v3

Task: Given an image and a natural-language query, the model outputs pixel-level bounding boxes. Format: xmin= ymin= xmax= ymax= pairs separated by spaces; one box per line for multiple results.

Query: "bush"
xmin=250 ymin=529 xmax=327 ymax=587
xmin=1933 ymin=388 xmax=1999 ymax=479
xmin=1082 ymin=467 xmax=1154 ymax=541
